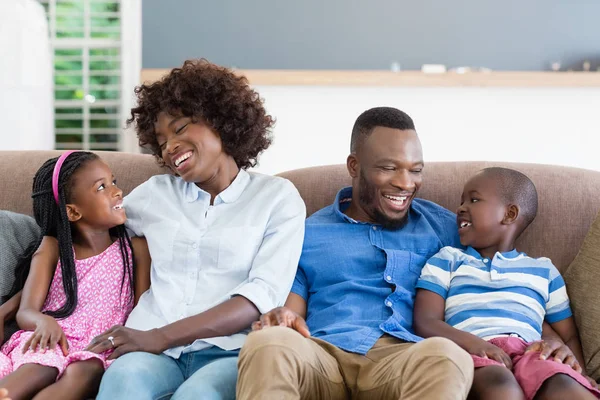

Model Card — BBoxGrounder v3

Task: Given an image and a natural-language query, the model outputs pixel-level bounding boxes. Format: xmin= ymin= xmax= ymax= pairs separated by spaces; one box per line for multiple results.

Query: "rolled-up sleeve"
xmin=123 ymin=178 xmax=152 ymax=237
xmin=232 ymin=181 xmax=306 ymax=314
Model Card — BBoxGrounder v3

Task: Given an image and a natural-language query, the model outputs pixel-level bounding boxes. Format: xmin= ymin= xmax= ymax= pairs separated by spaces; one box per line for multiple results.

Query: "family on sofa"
xmin=0 ymin=59 xmax=598 ymax=400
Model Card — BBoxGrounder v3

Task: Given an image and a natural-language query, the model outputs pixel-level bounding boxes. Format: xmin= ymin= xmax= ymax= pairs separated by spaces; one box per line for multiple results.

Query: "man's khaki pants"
xmin=237 ymin=326 xmax=473 ymax=400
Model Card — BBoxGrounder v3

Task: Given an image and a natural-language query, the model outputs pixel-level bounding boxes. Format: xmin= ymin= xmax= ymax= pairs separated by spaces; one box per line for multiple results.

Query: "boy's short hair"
xmin=481 ymin=167 xmax=538 ymax=234
xmin=350 ymin=107 xmax=415 ymax=153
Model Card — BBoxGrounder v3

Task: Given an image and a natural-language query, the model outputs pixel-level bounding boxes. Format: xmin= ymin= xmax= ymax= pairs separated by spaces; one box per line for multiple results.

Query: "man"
xmin=236 ymin=107 xmax=473 ymax=399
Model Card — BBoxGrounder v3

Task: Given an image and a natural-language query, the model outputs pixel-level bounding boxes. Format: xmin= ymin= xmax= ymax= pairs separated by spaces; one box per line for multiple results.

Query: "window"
xmin=39 ymin=0 xmax=140 ymax=152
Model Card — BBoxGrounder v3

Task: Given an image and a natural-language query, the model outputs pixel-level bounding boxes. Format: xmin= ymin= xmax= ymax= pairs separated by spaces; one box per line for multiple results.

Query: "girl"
xmin=0 ymin=151 xmax=150 ymax=400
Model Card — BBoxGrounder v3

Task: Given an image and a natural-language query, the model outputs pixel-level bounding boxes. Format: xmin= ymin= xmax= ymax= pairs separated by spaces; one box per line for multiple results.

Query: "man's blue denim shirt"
xmin=291 ymin=187 xmax=461 ymax=355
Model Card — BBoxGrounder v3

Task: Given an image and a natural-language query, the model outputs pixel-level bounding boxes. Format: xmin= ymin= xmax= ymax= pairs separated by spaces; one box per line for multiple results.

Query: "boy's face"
xmin=457 ymin=172 xmax=508 ymax=251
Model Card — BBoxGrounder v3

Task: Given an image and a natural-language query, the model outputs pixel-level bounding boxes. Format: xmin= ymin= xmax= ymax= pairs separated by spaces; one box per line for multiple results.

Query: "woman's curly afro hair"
xmin=128 ymin=59 xmax=274 ymax=169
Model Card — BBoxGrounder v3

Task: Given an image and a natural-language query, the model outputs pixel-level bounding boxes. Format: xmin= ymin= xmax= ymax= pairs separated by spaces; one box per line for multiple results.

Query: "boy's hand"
xmin=525 ymin=340 xmax=582 ymax=373
xmin=465 ymin=337 xmax=513 ymax=369
xmin=251 ymin=307 xmax=311 ymax=338
xmin=22 ymin=315 xmax=68 ymax=356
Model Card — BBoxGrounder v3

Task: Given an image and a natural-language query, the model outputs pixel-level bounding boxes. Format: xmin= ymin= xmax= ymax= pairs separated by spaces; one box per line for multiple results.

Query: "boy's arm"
xmin=548 ymin=317 xmax=585 ymax=371
xmin=536 ymin=264 xmax=587 ymax=372
xmin=131 ymin=237 xmax=151 ymax=305
xmin=414 ymin=289 xmax=513 ymax=368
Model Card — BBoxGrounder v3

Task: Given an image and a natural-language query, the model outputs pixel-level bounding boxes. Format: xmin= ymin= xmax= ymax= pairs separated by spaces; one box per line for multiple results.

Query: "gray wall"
xmin=142 ymin=0 xmax=600 ymax=71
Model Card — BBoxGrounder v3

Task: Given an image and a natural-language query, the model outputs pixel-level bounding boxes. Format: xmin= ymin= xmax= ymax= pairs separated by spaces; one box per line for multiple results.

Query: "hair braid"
xmin=8 ymin=152 xmax=135 ymax=318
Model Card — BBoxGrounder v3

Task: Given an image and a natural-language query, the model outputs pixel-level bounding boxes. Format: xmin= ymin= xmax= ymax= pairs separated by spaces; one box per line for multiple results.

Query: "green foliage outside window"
xmin=43 ymin=1 xmax=121 ymax=150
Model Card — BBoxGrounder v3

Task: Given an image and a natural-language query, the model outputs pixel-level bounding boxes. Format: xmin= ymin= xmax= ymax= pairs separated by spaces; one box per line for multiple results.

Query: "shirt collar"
xmin=183 ymin=169 xmax=250 ymax=204
xmin=333 ymin=187 xmax=359 ymax=224
xmin=465 ymin=246 xmax=520 ymax=260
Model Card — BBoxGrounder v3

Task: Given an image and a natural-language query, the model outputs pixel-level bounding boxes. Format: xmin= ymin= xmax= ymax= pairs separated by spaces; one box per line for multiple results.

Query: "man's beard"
xmin=358 ymin=169 xmax=409 ymax=230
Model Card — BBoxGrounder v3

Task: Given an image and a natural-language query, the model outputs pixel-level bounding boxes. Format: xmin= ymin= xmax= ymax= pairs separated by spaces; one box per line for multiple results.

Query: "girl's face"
xmin=154 ymin=112 xmax=234 ymax=184
xmin=66 ymin=158 xmax=126 ymax=229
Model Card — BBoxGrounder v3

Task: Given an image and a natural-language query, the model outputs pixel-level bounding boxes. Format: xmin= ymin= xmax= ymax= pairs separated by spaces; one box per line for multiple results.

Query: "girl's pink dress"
xmin=0 ymin=241 xmax=132 ymax=379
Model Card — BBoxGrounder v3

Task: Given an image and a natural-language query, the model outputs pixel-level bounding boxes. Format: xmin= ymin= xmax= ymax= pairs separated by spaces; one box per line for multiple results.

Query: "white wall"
xmin=0 ymin=0 xmax=53 ymax=151
xmin=252 ymin=86 xmax=600 ymax=175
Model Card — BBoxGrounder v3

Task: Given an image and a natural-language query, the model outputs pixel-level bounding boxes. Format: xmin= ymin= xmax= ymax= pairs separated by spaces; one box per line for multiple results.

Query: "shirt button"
xmin=192 ymin=243 xmax=198 ymax=249
xmin=385 ymin=301 xmax=392 ymax=307
xmin=386 ymin=275 xmax=392 ymax=282
xmin=483 ymin=258 xmax=489 ymax=263
xmin=372 ymin=226 xmax=377 ymax=231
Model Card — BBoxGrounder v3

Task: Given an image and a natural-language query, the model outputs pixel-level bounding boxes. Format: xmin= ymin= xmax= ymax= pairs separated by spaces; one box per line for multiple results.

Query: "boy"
xmin=414 ymin=167 xmax=599 ymax=400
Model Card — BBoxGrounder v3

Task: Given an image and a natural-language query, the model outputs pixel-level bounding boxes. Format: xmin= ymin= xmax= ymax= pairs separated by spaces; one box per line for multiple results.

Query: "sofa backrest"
xmin=2 ymin=151 xmax=599 ymax=273
xmin=279 ymin=162 xmax=600 ymax=273
xmin=0 ymin=151 xmax=168 ymax=216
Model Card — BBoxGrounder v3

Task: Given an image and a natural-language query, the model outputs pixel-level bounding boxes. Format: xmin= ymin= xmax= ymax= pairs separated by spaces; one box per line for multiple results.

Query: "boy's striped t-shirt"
xmin=416 ymin=246 xmax=572 ymax=342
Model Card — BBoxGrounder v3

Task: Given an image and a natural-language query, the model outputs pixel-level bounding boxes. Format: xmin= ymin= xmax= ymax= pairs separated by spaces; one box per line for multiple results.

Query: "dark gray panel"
xmin=142 ymin=0 xmax=600 ymax=71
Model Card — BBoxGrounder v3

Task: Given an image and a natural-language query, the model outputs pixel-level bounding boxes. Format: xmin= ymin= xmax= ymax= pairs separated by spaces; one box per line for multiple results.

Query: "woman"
xmin=87 ymin=59 xmax=306 ymax=400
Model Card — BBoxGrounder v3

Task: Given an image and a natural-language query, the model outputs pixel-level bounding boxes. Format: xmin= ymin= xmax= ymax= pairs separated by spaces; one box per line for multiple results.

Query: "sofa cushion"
xmin=564 ymin=210 xmax=600 ymax=381
xmin=0 ymin=211 xmax=40 ymax=343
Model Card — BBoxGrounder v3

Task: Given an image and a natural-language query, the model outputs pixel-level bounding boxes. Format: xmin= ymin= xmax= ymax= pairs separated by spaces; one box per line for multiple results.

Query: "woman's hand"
xmin=464 ymin=336 xmax=512 ymax=369
xmin=85 ymin=325 xmax=168 ymax=360
xmin=22 ymin=315 xmax=68 ymax=356
xmin=251 ymin=307 xmax=310 ymax=338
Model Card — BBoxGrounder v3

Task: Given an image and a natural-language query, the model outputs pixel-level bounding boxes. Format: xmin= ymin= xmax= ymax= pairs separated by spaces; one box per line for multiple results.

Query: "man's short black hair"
xmin=350 ymin=107 xmax=416 ymax=153
xmin=481 ymin=167 xmax=539 ymax=234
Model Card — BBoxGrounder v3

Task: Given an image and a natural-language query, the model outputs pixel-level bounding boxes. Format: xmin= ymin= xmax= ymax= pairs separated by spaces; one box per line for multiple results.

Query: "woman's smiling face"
xmin=155 ymin=112 xmax=229 ymax=184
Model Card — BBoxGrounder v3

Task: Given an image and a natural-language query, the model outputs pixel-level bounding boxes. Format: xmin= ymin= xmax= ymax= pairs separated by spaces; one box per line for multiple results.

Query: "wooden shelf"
xmin=140 ymin=69 xmax=600 ymax=88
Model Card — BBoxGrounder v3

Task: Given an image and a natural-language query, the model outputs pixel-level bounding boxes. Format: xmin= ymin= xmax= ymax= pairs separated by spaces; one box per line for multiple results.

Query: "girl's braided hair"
xmin=6 ymin=152 xmax=134 ymax=319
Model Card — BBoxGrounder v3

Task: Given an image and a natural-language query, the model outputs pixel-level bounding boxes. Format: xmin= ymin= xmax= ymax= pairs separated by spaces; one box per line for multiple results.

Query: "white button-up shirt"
xmin=123 ymin=169 xmax=306 ymax=357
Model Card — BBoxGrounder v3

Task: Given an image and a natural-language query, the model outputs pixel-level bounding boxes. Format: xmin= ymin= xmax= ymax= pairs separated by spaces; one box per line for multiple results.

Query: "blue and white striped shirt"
xmin=416 ymin=246 xmax=572 ymax=343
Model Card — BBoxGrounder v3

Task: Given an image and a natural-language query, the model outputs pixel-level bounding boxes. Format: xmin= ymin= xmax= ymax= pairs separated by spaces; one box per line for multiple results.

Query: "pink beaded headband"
xmin=52 ymin=150 xmax=79 ymax=204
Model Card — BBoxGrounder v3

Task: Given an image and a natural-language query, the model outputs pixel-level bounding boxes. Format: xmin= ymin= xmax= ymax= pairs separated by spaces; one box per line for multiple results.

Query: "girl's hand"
xmin=0 ymin=387 xmax=11 ymax=400
xmin=22 ymin=315 xmax=68 ymax=356
xmin=583 ymin=375 xmax=599 ymax=390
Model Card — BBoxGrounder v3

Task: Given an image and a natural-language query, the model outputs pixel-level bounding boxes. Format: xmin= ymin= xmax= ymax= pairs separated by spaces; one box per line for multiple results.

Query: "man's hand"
xmin=464 ymin=337 xmax=512 ymax=369
xmin=22 ymin=315 xmax=68 ymax=356
xmin=526 ymin=340 xmax=582 ymax=373
xmin=85 ymin=325 xmax=168 ymax=360
xmin=251 ymin=307 xmax=310 ymax=338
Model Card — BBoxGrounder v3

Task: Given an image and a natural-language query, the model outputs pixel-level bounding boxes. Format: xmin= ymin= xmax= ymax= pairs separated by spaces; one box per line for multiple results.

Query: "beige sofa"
xmin=2 ymin=150 xmax=600 ymax=375
xmin=4 ymin=150 xmax=597 ymax=273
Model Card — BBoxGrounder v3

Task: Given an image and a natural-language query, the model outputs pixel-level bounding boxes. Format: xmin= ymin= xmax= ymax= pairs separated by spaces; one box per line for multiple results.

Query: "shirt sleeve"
xmin=290 ymin=265 xmax=309 ymax=301
xmin=545 ymin=262 xmax=572 ymax=323
xmin=123 ymin=178 xmax=152 ymax=237
xmin=232 ymin=180 xmax=306 ymax=314
xmin=436 ymin=208 xmax=462 ymax=248
xmin=415 ymin=247 xmax=454 ymax=299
